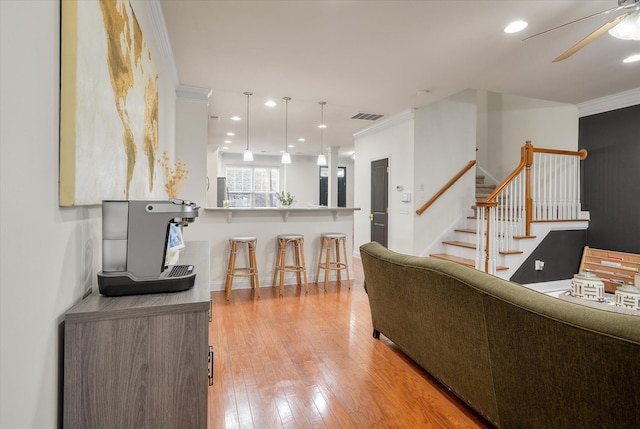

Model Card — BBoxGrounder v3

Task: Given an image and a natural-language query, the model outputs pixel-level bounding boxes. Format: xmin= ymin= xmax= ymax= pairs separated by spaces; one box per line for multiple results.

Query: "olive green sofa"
xmin=360 ymin=241 xmax=640 ymax=429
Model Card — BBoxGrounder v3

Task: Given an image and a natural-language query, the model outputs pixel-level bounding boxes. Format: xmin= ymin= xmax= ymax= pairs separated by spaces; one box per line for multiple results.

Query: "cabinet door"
xmin=64 ymin=317 xmax=151 ymax=428
xmin=64 ymin=310 xmax=208 ymax=429
xmin=149 ymin=310 xmax=208 ymax=428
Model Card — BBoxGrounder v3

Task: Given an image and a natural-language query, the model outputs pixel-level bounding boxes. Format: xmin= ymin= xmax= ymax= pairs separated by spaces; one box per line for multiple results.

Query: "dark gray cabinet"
xmin=64 ymin=241 xmax=211 ymax=429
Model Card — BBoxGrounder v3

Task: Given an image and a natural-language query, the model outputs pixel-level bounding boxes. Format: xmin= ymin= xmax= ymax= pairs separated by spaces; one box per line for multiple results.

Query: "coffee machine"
xmin=97 ymin=199 xmax=199 ymax=296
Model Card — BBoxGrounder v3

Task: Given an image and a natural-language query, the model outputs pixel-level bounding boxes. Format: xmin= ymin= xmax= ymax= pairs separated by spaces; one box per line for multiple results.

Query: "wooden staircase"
xmin=474 ymin=175 xmax=495 ymax=201
xmin=419 ymin=143 xmax=589 ymax=276
xmin=430 ymin=176 xmax=519 ymax=271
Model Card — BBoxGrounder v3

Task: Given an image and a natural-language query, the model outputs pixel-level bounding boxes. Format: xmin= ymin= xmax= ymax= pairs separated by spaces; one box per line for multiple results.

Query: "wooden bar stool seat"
xmin=316 ymin=232 xmax=351 ymax=291
xmin=272 ymin=234 xmax=308 ymax=296
xmin=224 ymin=236 xmax=260 ymax=300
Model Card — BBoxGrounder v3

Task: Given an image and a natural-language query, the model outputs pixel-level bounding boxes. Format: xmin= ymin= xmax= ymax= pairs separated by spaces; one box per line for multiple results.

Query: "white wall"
xmin=283 ymin=156 xmax=322 ymax=206
xmin=355 ymin=89 xmax=579 ymax=258
xmin=413 ymin=89 xmax=478 ymax=255
xmin=206 ymin=145 xmax=220 ymax=207
xmin=0 ymin=2 xmax=177 ymax=427
xmin=478 ymin=91 xmax=579 ymax=181
xmin=354 ymin=111 xmax=415 ymax=255
xmin=353 ymin=92 xmax=478 ymax=257
xmin=175 ymin=95 xmax=209 ymax=205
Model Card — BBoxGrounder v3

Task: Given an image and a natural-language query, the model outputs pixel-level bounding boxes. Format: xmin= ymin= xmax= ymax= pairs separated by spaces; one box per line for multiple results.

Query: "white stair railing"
xmin=475 ymin=141 xmax=587 ymax=274
xmin=532 ymin=150 xmax=582 ymax=221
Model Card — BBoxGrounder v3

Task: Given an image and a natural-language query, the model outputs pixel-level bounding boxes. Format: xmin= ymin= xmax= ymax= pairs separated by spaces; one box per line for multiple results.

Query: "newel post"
xmin=523 ymin=140 xmax=534 ymax=237
xmin=476 ymin=201 xmax=498 ymax=274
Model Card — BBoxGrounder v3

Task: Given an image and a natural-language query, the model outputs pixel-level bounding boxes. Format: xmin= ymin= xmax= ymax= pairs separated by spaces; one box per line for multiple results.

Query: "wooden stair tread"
xmin=444 ymin=239 xmax=522 ymax=254
xmin=430 ymin=253 xmax=475 ymax=266
xmin=442 ymin=240 xmax=475 ymax=249
xmin=452 ymin=229 xmax=531 ymax=242
xmin=532 ymin=219 xmax=590 ymax=223
xmin=430 ymin=253 xmax=508 ymax=271
xmin=454 ymin=228 xmax=477 ymax=234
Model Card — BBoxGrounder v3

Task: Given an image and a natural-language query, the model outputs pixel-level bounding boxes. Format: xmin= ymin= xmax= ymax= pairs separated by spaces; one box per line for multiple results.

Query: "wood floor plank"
xmin=245 ymin=383 xmax=283 ymax=429
xmin=208 ymin=257 xmax=494 ymax=428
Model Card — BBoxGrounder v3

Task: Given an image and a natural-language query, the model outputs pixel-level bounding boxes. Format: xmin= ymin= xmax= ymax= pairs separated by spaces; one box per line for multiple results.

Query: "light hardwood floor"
xmin=208 ymin=257 xmax=494 ymax=428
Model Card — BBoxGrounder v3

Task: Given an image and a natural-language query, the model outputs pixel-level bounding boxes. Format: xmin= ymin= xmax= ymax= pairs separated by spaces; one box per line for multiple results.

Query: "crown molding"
xmin=132 ymin=0 xmax=180 ymax=90
xmin=353 ymin=109 xmax=415 ymax=139
xmin=578 ymin=88 xmax=640 ymax=117
xmin=176 ymin=85 xmax=213 ymax=103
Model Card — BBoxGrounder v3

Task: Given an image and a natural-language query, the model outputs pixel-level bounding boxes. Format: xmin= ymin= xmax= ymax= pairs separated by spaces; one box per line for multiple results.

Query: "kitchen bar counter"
xmin=204 ymin=206 xmax=359 ymax=222
xmin=185 ymin=207 xmax=360 ymax=291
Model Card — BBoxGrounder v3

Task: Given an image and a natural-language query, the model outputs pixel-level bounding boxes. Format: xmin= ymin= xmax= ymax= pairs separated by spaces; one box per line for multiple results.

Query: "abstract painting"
xmin=60 ymin=0 xmax=160 ymax=206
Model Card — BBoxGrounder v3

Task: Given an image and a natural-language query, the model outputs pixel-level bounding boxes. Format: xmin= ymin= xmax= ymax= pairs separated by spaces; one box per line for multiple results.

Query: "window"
xmin=225 ymin=165 xmax=280 ymax=207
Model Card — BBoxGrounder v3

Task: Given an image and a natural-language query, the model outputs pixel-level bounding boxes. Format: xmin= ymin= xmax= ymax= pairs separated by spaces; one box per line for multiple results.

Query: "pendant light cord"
xmin=283 ymin=97 xmax=291 ymax=153
xmin=244 ymin=92 xmax=252 ymax=151
xmin=320 ymin=101 xmax=325 ymax=153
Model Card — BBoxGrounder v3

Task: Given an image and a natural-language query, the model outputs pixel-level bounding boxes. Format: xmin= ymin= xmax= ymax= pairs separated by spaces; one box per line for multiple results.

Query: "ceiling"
xmin=159 ymin=0 xmax=640 ymax=158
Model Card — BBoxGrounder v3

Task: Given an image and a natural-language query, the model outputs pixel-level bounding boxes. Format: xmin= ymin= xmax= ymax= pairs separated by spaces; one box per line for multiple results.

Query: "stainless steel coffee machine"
xmin=97 ymin=199 xmax=199 ymax=296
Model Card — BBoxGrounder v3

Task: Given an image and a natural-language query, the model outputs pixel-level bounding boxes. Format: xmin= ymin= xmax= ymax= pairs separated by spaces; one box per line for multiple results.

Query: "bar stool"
xmin=224 ymin=236 xmax=260 ymax=300
xmin=272 ymin=234 xmax=308 ymax=296
xmin=316 ymin=232 xmax=351 ymax=291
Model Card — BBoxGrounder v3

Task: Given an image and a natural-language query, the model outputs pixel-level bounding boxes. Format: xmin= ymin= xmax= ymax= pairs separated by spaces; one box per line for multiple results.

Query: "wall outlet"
xmin=535 ymin=260 xmax=545 ymax=271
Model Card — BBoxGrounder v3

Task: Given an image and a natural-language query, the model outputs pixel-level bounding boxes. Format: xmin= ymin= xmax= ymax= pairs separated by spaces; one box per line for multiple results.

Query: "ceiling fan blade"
xmin=552 ymin=12 xmax=629 ymax=62
xmin=523 ymin=6 xmax=624 ymax=41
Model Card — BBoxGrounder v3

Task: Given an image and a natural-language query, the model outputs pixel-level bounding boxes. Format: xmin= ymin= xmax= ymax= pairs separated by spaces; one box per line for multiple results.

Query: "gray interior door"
xmin=370 ymin=158 xmax=388 ymax=247
xmin=319 ymin=166 xmax=346 ymax=207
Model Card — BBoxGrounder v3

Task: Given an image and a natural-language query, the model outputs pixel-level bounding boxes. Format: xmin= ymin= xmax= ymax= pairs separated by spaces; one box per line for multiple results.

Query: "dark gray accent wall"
xmin=579 ymin=104 xmax=640 ymax=254
xmin=510 ymin=230 xmax=586 ymax=284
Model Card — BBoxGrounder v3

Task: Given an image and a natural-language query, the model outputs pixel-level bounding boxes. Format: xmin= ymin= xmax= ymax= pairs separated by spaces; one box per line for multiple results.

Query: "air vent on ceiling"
xmin=351 ymin=112 xmax=384 ymax=121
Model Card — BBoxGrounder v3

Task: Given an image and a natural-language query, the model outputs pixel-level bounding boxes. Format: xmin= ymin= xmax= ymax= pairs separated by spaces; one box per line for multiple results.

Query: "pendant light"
xmin=243 ymin=91 xmax=254 ymax=161
xmin=317 ymin=101 xmax=327 ymax=166
xmin=281 ymin=97 xmax=291 ymax=164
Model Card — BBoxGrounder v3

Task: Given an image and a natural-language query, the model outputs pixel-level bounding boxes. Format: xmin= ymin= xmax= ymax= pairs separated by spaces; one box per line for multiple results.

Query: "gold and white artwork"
xmin=60 ymin=0 xmax=161 ymax=206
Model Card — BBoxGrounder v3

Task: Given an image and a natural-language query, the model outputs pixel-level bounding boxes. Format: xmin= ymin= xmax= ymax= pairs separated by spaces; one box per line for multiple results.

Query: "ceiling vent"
xmin=351 ymin=112 xmax=384 ymax=121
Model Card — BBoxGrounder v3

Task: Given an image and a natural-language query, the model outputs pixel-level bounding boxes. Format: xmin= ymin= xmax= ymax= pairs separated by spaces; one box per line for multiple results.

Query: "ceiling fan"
xmin=524 ymin=0 xmax=640 ymax=62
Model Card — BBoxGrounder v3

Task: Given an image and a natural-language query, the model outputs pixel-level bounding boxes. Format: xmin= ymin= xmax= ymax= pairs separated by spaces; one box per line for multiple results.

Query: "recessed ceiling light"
xmin=623 ymin=54 xmax=640 ymax=63
xmin=230 ymin=116 xmax=241 ymax=121
xmin=288 ymin=144 xmax=295 ymax=148
xmin=264 ymin=100 xmax=277 ymax=107
xmin=226 ymin=132 xmax=235 ymax=136
xmin=318 ymin=124 xmax=327 ymax=129
xmin=222 ymin=146 xmax=229 ymax=150
xmin=504 ymin=20 xmax=528 ymax=34
xmin=224 ymin=140 xmax=232 ymax=144
xmin=298 ymin=138 xmax=306 ymax=142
